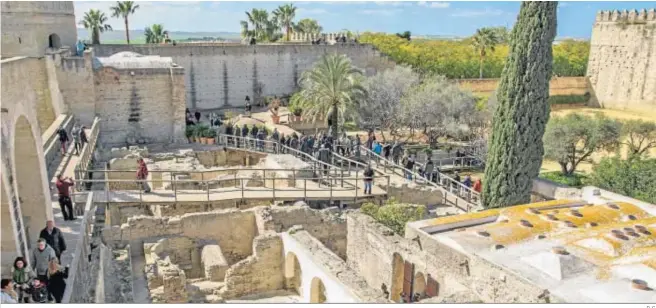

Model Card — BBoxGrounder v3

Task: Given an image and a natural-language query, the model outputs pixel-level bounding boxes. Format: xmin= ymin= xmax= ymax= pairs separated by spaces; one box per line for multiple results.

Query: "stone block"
xmin=201 ymin=244 xmax=229 ymax=282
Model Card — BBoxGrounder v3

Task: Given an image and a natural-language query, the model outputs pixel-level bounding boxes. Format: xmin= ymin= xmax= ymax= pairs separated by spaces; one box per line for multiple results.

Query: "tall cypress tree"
xmin=481 ymin=2 xmax=558 ymax=209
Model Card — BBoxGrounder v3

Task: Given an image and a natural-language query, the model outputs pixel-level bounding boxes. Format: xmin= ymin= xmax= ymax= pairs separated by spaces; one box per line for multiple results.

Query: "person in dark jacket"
xmin=46 ymin=259 xmax=68 ymax=303
xmin=241 ymin=125 xmax=249 ymax=145
xmin=194 ymin=110 xmax=201 ymax=123
xmin=56 ymin=126 xmax=69 ymax=155
xmin=39 ymin=220 xmax=66 ymax=264
xmin=79 ymin=126 xmax=88 ymax=147
xmin=363 ymin=165 xmax=374 ymax=195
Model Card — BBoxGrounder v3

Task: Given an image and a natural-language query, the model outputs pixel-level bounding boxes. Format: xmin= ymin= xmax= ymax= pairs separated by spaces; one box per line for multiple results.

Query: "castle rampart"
xmin=91 ymin=44 xmax=395 ymax=110
xmin=586 ymin=9 xmax=656 ymax=113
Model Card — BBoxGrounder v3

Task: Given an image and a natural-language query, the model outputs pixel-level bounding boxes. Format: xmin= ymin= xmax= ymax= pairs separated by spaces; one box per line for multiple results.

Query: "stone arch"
xmin=309 ymin=277 xmax=326 ymax=303
xmin=413 ymin=272 xmax=426 ymax=298
xmin=284 ymin=252 xmax=302 ymax=294
xmin=390 ymin=252 xmax=405 ymax=302
xmin=1 ymin=178 xmax=18 ymax=274
xmin=48 ymin=33 xmax=61 ymax=49
xmin=13 ymin=115 xmax=49 ymax=247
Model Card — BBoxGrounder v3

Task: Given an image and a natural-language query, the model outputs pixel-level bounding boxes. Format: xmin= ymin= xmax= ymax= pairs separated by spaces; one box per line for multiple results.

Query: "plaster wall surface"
xmin=0 ymin=1 xmax=77 ymax=58
xmin=282 ymin=230 xmax=385 ymax=303
xmin=91 ymin=44 xmax=395 ymax=110
xmin=587 ymin=9 xmax=656 ymax=113
xmin=53 ymin=50 xmax=96 ymax=125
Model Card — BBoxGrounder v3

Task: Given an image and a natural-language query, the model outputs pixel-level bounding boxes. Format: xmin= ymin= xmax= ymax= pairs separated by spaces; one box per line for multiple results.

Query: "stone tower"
xmin=586 ymin=9 xmax=656 ymax=113
xmin=1 ymin=1 xmax=78 ymax=57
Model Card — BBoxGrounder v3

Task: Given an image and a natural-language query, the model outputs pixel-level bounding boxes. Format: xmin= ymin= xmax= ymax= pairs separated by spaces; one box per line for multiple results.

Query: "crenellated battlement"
xmin=290 ymin=32 xmax=356 ymax=42
xmin=595 ymin=9 xmax=656 ymax=23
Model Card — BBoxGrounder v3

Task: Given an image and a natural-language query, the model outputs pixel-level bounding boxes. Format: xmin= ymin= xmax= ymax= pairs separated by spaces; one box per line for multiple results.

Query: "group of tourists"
xmin=185 ymin=108 xmax=202 ymax=126
xmin=1 ymin=221 xmax=70 ymax=304
xmin=56 ymin=123 xmax=88 ymax=156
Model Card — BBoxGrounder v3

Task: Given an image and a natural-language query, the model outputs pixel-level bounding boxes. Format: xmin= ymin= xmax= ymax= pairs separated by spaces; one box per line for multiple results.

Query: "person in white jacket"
xmin=1 ymin=279 xmax=17 ymax=304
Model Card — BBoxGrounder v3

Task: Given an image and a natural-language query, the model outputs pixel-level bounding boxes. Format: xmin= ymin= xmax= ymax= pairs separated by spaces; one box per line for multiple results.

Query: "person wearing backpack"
xmin=363 ymin=165 xmax=375 ymax=195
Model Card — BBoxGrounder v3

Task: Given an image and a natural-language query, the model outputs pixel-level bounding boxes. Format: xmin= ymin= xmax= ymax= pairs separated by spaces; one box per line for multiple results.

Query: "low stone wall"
xmin=104 ymin=209 xmax=258 ymax=265
xmin=456 ymin=76 xmax=589 ymax=97
xmin=221 ymin=232 xmax=284 ymax=299
xmin=195 ymin=148 xmax=266 ymax=168
xmin=256 ymin=205 xmax=348 ymax=260
xmin=384 ymin=182 xmax=444 ymax=206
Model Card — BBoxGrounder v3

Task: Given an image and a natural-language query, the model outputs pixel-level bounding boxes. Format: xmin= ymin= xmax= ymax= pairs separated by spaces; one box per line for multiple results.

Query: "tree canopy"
xmin=79 ymin=9 xmax=112 ymax=44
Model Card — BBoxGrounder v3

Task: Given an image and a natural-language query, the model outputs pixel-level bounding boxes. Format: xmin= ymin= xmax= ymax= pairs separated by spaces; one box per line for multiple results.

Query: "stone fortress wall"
xmin=586 ymin=9 xmax=656 ymax=113
xmin=91 ymin=44 xmax=396 ymax=110
xmin=1 ymin=1 xmax=77 ymax=58
xmin=289 ymin=32 xmax=351 ymax=42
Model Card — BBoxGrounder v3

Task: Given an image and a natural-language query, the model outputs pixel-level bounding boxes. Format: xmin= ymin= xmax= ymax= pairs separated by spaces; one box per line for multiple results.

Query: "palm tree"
xmin=78 ymin=9 xmax=112 ymax=45
xmin=240 ymin=9 xmax=281 ymax=43
xmin=110 ymin=1 xmax=140 ymax=44
xmin=294 ymin=18 xmax=322 ymax=36
xmin=471 ymin=28 xmax=500 ymax=79
xmin=293 ymin=54 xmax=366 ymax=139
xmin=273 ymin=3 xmax=296 ymax=41
xmin=144 ymin=24 xmax=168 ymax=44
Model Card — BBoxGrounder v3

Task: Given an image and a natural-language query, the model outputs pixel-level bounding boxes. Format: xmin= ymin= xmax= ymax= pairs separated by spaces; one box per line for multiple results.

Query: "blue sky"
xmin=74 ymin=1 xmax=655 ymax=38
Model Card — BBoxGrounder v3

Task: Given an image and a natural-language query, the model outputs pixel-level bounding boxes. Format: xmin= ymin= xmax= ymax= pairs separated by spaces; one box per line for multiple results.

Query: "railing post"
xmin=340 ymin=169 xmax=344 ymax=187
xmin=241 ymin=177 xmax=244 ymax=200
xmin=272 ymin=172 xmax=276 ymax=200
xmin=304 ymin=179 xmax=307 ymax=199
xmin=355 ymin=171 xmax=359 ymax=198
xmin=174 ymin=177 xmax=178 ymax=203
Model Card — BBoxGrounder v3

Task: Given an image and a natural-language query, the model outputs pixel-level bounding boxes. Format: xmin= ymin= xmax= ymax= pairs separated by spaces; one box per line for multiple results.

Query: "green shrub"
xmin=588 ymin=156 xmax=656 ymax=204
xmin=361 ymin=199 xmax=426 ymax=236
xmin=539 ymin=171 xmax=588 ymax=188
xmin=185 ymin=126 xmax=195 ymax=138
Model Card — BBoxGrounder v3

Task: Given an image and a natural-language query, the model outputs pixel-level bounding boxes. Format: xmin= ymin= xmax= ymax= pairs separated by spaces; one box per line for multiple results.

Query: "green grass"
xmin=539 ymin=171 xmax=589 ymax=188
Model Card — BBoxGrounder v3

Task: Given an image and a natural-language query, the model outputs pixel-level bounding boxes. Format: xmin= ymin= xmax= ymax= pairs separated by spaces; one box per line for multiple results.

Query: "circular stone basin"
xmin=631 ymin=279 xmax=650 ymax=291
xmin=606 ymin=203 xmax=620 ymax=210
xmin=563 ymin=221 xmax=577 ymax=228
xmin=623 ymin=227 xmax=635 ymax=233
xmin=519 ymin=220 xmax=534 ymax=228
xmin=491 ymin=244 xmax=505 ymax=251
xmin=624 ymin=215 xmax=637 ymax=221
xmin=639 ymin=230 xmax=652 ymax=236
xmin=612 ymin=233 xmax=630 ymax=241
xmin=477 ymin=231 xmax=491 ymax=237
xmin=611 ymin=229 xmax=624 ymax=235
xmin=634 ymin=225 xmax=647 ymax=231
xmin=526 ymin=208 xmax=540 ymax=215
xmin=586 ymin=222 xmax=599 ymax=228
xmin=569 ymin=210 xmax=583 ymax=218
xmin=551 ymin=246 xmax=569 ymax=255
xmin=499 ymin=219 xmax=509 ymax=223
xmin=536 ymin=234 xmax=547 ymax=240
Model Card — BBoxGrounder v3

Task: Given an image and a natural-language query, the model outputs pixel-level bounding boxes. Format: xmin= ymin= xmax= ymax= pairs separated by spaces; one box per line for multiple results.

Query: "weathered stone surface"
xmin=201 ymin=244 xmax=229 ymax=282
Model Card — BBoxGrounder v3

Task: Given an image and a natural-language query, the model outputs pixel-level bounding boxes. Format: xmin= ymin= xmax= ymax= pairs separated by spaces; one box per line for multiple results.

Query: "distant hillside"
xmin=77 ymin=28 xmax=242 ymax=44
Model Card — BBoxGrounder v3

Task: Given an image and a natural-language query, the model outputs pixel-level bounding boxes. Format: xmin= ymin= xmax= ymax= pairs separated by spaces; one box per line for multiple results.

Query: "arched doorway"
xmin=413 ymin=272 xmax=426 ymax=298
xmin=309 ymin=277 xmax=326 ymax=303
xmin=48 ymin=34 xmax=61 ymax=49
xmin=284 ymin=252 xmax=302 ymax=294
xmin=390 ymin=253 xmax=405 ymax=302
xmin=13 ymin=116 xmax=49 ymax=247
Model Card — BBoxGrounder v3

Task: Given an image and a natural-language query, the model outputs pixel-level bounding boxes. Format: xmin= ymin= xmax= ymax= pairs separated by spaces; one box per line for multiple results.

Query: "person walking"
xmin=473 ymin=178 xmax=482 ymax=193
xmin=316 ymin=144 xmax=331 ymax=176
xmin=11 ymin=257 xmax=35 ymax=303
xmin=194 ymin=110 xmax=201 ymax=123
xmin=424 ymin=158 xmax=435 ymax=182
xmin=46 ymin=259 xmax=68 ymax=303
xmin=71 ymin=124 xmax=81 ymax=155
xmin=245 ymin=96 xmax=252 ymax=115
xmin=80 ymin=126 xmax=88 ymax=148
xmin=39 ymin=220 xmax=66 ymax=264
xmin=30 ymin=238 xmax=57 ymax=294
xmin=363 ymin=165 xmax=374 ymax=195
xmin=56 ymin=126 xmax=69 ymax=155
xmin=136 ymin=158 xmax=151 ymax=193
xmin=256 ymin=129 xmax=265 ymax=151
xmin=1 ymin=279 xmax=17 ymax=304
xmin=403 ymin=153 xmax=415 ymax=180
xmin=463 ymin=175 xmax=473 ymax=188
xmin=373 ymin=141 xmax=382 ymax=156
xmin=391 ymin=141 xmax=402 ymax=165
xmin=55 ymin=175 xmax=75 ymax=221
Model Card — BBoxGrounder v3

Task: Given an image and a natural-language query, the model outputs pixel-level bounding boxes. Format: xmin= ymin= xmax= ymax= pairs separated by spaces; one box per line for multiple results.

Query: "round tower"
xmin=1 ymin=1 xmax=77 ymax=58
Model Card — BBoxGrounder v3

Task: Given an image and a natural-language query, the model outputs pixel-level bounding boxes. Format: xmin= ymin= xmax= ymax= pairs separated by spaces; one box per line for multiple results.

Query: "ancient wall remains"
xmin=1 ymin=1 xmax=77 ymax=58
xmin=456 ymin=76 xmax=590 ymax=97
xmin=52 ymin=49 xmax=96 ymax=125
xmin=104 ymin=209 xmax=259 ymax=265
xmin=587 ymin=9 xmax=656 ymax=113
xmin=91 ymin=44 xmax=395 ymax=110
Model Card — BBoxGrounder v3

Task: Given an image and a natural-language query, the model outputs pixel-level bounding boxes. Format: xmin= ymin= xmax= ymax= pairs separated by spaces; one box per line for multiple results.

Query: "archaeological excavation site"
xmin=2 ymin=1 xmax=655 ymax=304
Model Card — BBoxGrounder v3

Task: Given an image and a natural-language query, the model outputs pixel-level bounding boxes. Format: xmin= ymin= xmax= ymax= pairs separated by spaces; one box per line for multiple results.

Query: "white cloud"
xmin=73 ymin=1 xmax=241 ymax=32
xmin=359 ymin=9 xmax=401 ymax=16
xmin=450 ymin=8 xmax=506 ymax=17
xmin=374 ymin=1 xmax=413 ymax=7
xmin=297 ymin=8 xmax=329 ymax=15
xmin=418 ymin=1 xmax=450 ymax=9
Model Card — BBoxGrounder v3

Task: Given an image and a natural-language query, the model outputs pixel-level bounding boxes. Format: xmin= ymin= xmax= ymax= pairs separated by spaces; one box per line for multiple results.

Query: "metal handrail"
xmin=75 ymin=173 xmax=391 ymax=204
xmin=359 ymin=146 xmax=479 ymax=211
xmin=74 ymin=117 xmax=101 ymax=190
xmin=361 ymin=145 xmax=481 ymax=199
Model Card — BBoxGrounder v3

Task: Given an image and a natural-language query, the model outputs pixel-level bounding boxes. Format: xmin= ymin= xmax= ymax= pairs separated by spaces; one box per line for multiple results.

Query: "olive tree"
xmin=543 ymin=113 xmax=621 ymax=176
xmin=620 ymin=119 xmax=656 ymax=156
xmin=358 ymin=66 xmax=420 ymax=142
